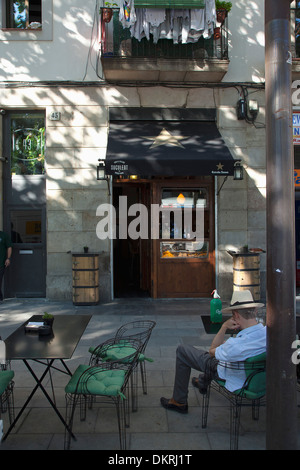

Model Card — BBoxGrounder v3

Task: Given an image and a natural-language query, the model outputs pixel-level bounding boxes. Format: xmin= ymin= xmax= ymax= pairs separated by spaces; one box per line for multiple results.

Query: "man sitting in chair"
xmin=160 ymin=290 xmax=266 ymax=414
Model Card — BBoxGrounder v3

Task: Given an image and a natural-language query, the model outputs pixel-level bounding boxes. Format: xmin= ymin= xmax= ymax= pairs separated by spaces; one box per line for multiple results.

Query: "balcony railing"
xmin=293 ymin=5 xmax=300 ymax=58
xmin=100 ymin=10 xmax=228 ymax=60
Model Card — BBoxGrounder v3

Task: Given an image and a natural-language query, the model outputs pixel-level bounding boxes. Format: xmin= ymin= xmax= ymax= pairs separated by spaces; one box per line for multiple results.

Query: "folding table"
xmin=2 ymin=314 xmax=91 ymax=441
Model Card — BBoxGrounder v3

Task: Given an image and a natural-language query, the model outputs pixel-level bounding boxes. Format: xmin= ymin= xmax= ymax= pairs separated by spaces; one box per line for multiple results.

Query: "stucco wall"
xmin=0 ymin=0 xmax=265 ymax=84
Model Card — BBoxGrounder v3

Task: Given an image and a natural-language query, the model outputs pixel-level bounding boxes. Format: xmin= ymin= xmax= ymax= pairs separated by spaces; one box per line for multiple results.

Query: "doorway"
xmin=113 ymin=181 xmax=151 ymax=298
xmin=3 ymin=111 xmax=46 ymax=298
xmin=112 ymin=177 xmax=215 ymax=299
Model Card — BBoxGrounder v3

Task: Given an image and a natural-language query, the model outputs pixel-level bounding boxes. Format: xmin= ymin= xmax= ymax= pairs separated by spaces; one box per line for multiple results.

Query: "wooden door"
xmin=151 ymin=178 xmax=215 ymax=298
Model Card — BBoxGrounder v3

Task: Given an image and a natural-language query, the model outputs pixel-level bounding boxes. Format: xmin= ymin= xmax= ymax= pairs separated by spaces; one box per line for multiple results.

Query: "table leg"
xmin=2 ymin=359 xmax=76 ymax=441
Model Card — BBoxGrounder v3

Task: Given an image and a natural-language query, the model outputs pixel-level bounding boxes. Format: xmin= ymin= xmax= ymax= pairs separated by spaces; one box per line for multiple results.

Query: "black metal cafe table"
xmin=2 ymin=314 xmax=92 ymax=441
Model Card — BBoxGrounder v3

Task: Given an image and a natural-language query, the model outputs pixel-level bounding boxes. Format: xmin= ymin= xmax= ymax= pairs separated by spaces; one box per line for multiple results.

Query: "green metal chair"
xmin=89 ymin=320 xmax=156 ymax=411
xmin=64 ymin=338 xmax=142 ymax=450
xmin=0 ymin=369 xmax=15 ymax=426
xmin=201 ymin=352 xmax=266 ymax=450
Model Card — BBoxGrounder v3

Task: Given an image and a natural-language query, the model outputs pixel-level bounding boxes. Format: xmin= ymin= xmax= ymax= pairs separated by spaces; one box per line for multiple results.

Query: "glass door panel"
xmin=11 ymin=112 xmax=45 ymax=175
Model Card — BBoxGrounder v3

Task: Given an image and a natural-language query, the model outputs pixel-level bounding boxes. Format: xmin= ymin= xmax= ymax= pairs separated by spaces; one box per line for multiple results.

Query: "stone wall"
xmin=217 ymin=88 xmax=266 ymax=301
xmin=0 ymin=85 xmax=267 ymax=301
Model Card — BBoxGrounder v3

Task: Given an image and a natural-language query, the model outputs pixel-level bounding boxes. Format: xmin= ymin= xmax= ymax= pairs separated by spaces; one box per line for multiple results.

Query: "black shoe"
xmin=160 ymin=397 xmax=188 ymax=414
xmin=192 ymin=376 xmax=209 ymax=394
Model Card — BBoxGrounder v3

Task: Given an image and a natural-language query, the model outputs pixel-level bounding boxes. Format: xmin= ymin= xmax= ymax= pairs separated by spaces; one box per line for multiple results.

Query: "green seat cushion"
xmin=103 ymin=345 xmax=143 ymax=362
xmin=216 ymin=379 xmax=265 ymax=399
xmin=65 ymin=364 xmax=126 ymax=397
xmin=0 ymin=370 xmax=14 ymax=395
xmin=89 ymin=341 xmax=153 ymax=363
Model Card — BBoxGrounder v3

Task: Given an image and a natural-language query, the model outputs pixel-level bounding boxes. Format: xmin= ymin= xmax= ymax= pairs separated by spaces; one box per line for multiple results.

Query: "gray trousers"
xmin=172 ymin=344 xmax=218 ymax=404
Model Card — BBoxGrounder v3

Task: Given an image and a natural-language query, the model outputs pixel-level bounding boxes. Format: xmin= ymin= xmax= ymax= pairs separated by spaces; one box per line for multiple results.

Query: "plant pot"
xmin=43 ymin=318 xmax=54 ymax=327
xmin=216 ymin=8 xmax=227 ymax=25
xmin=102 ymin=8 xmax=113 ymax=23
xmin=214 ymin=27 xmax=221 ymax=40
xmin=84 ymin=247 xmax=89 ymax=253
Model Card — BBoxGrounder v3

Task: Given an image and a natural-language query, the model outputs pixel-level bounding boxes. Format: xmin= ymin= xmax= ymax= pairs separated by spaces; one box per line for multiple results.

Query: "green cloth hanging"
xmin=134 ymin=0 xmax=205 ymax=9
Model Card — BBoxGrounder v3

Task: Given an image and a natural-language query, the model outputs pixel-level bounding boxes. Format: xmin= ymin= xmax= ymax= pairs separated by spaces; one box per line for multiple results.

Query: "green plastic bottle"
xmin=210 ymin=289 xmax=222 ymax=323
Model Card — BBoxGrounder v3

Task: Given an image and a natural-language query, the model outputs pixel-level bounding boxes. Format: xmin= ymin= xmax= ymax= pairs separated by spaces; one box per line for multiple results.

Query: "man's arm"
xmin=5 ymin=246 xmax=12 ymax=268
xmin=209 ymin=317 xmax=239 ymax=357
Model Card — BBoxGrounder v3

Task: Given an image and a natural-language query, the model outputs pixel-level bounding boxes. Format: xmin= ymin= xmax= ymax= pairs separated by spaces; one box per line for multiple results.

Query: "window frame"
xmin=0 ymin=0 xmax=52 ymax=40
xmin=6 ymin=0 xmax=42 ymax=30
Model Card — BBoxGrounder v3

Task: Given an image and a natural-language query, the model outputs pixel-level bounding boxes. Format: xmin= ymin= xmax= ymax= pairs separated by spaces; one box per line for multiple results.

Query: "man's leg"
xmin=160 ymin=344 xmax=217 ymax=412
xmin=172 ymin=344 xmax=215 ymax=404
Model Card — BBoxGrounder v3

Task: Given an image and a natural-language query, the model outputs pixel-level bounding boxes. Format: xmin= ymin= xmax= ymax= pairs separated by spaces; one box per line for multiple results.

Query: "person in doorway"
xmin=160 ymin=290 xmax=266 ymax=414
xmin=0 ymin=231 xmax=12 ymax=301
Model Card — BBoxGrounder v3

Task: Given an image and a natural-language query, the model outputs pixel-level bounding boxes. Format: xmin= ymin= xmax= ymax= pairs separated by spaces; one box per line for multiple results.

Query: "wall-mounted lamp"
xmin=217 ymin=161 xmax=244 ymax=195
xmin=233 ymin=161 xmax=244 ymax=180
xmin=96 ymin=159 xmax=110 ymax=195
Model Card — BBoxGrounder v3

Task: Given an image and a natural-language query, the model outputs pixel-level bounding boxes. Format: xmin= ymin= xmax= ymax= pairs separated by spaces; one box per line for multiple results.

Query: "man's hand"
xmin=209 ymin=315 xmax=239 ymax=357
xmin=222 ymin=316 xmax=240 ymax=331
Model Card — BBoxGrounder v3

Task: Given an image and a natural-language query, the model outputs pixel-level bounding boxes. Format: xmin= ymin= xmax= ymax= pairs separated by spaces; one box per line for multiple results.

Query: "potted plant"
xmin=42 ymin=312 xmax=54 ymax=327
xmin=214 ymin=1 xmax=232 ymax=39
xmin=216 ymin=1 xmax=232 ymax=24
xmin=101 ymin=2 xmax=118 ymax=23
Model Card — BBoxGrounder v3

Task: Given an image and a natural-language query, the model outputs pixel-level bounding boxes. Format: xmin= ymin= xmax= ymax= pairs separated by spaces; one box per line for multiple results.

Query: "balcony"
xmin=100 ymin=10 xmax=229 ymax=83
xmin=292 ymin=3 xmax=300 ymax=79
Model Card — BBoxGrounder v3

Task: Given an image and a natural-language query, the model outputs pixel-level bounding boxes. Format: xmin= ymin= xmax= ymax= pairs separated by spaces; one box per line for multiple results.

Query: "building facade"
xmin=0 ymin=0 xmax=295 ymax=303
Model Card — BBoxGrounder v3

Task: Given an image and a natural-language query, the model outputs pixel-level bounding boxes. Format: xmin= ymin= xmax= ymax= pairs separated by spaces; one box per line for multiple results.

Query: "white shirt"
xmin=215 ymin=323 xmax=266 ymax=392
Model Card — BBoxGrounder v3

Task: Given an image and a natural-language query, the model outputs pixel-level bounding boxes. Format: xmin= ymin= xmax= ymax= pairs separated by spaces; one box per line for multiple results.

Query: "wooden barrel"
xmin=72 ymin=253 xmax=99 ymax=305
xmin=232 ymin=253 xmax=260 ymax=301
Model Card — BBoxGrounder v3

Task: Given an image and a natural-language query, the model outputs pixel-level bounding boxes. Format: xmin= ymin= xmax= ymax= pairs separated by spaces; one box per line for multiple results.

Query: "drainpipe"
xmin=265 ymin=0 xmax=297 ymax=449
xmin=215 ymin=176 xmax=219 ymax=292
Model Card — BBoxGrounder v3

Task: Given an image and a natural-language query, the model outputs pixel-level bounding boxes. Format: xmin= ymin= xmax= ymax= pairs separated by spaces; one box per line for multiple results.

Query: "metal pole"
xmin=265 ymin=0 xmax=297 ymax=450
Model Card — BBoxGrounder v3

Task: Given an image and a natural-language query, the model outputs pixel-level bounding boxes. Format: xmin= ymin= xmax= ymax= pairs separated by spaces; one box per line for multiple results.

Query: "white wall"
xmin=225 ymin=0 xmax=265 ymax=83
xmin=0 ymin=0 xmax=265 ymax=84
xmin=0 ymin=0 xmax=101 ymax=82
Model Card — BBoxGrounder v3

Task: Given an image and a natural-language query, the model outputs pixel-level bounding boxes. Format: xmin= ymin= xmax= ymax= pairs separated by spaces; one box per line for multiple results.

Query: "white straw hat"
xmin=222 ymin=290 xmax=264 ymax=313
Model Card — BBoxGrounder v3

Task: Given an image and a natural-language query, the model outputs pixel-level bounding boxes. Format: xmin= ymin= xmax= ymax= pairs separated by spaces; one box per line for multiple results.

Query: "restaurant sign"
xmin=293 ymin=112 xmax=300 ymax=145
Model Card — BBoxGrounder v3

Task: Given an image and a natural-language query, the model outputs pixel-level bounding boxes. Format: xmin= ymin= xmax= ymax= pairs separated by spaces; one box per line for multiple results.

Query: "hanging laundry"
xmin=203 ymin=0 xmax=216 ymax=38
xmin=145 ymin=8 xmax=166 ymax=27
xmin=190 ymin=8 xmax=204 ymax=31
xmin=119 ymin=0 xmax=136 ymax=27
xmin=130 ymin=7 xmax=150 ymax=40
xmin=122 ymin=0 xmax=216 ymax=44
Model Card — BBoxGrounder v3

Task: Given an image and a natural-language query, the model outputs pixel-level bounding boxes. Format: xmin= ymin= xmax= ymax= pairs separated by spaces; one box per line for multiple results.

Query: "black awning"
xmin=105 ymin=120 xmax=235 ymax=177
